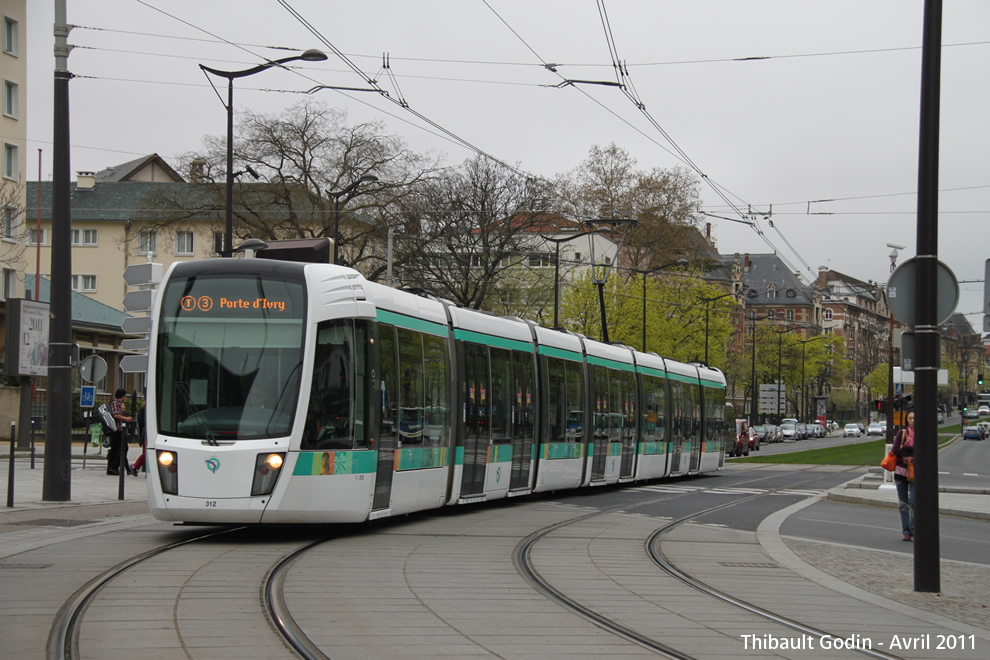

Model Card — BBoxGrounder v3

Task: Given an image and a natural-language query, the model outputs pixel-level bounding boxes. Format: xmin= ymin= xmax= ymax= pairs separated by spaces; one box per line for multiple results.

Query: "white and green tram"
xmin=148 ymin=257 xmax=728 ymax=524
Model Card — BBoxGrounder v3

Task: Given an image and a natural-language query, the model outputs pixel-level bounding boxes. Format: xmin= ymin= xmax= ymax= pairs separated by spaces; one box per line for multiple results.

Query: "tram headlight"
xmin=251 ymin=452 xmax=286 ymax=496
xmin=156 ymin=450 xmax=178 ymax=495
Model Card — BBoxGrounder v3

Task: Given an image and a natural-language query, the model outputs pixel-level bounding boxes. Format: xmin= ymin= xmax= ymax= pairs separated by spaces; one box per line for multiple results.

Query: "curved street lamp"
xmin=632 ymin=258 xmax=688 ymax=352
xmin=327 ymin=175 xmax=378 ymax=266
xmin=539 ymin=229 xmax=604 ymax=330
xmin=200 ymin=49 xmax=328 ymax=257
xmin=698 ymin=290 xmax=736 ymax=365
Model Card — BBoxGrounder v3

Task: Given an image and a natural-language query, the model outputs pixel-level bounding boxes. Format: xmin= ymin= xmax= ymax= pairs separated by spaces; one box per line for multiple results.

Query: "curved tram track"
xmin=514 ymin=468 xmax=904 ymax=660
xmin=47 ymin=468 xmax=909 ymax=659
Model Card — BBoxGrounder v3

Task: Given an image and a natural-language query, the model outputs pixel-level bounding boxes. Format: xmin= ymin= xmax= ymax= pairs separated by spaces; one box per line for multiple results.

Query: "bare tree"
xmin=0 ymin=180 xmax=27 ymax=274
xmin=553 ymin=143 xmax=703 ymax=268
xmin=390 ymin=155 xmax=553 ymax=310
xmin=148 ymin=100 xmax=440 ymax=269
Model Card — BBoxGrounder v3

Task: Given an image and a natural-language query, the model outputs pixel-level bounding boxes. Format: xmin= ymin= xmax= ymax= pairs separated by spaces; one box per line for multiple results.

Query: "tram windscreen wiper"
xmin=176 ymin=382 xmax=219 ymax=446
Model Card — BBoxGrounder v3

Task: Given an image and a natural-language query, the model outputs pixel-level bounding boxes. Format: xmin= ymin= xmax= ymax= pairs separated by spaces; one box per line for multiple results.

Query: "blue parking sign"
xmin=895 ymin=383 xmax=904 ymax=396
xmin=80 ymin=386 xmax=96 ymax=408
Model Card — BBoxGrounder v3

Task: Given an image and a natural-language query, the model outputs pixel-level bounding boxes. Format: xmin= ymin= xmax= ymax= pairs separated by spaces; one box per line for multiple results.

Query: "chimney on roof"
xmin=189 ymin=158 xmax=206 ymax=183
xmin=743 ymin=253 xmax=750 ymax=273
xmin=818 ymin=266 xmax=828 ymax=291
xmin=76 ymin=171 xmax=96 ymax=190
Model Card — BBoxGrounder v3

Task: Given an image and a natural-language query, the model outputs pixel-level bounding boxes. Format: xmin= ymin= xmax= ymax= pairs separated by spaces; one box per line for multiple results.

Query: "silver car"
xmin=843 ymin=423 xmax=861 ymax=437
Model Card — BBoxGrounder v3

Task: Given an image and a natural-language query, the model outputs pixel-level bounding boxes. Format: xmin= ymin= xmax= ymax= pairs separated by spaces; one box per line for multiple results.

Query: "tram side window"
xmin=379 ymin=325 xmax=398 ymax=447
xmin=565 ymin=360 xmax=583 ymax=444
xmin=397 ymin=328 xmax=426 ymax=446
xmin=301 ymin=320 xmax=368 ymax=451
xmin=617 ymin=370 xmax=636 ymax=442
xmin=490 ymin=347 xmax=513 ymax=444
xmin=422 ymin=334 xmax=449 ymax=447
xmin=643 ymin=376 xmax=667 ymax=443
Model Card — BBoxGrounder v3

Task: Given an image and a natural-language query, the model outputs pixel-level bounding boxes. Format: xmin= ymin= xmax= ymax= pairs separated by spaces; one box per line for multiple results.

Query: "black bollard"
xmin=7 ymin=421 xmax=15 ymax=507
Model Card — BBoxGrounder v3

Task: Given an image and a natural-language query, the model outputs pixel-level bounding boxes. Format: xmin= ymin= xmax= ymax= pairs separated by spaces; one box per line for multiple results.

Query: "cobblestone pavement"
xmin=787 ymin=537 xmax=990 ymax=630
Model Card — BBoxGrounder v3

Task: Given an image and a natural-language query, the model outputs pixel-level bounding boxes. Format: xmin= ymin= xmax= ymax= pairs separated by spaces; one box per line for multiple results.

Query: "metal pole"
xmin=43 ymin=0 xmax=73 ymax=501
xmin=6 ymin=422 xmax=14 ymax=507
xmin=553 ymin=242 xmax=561 ymax=329
xmin=598 ymin=281 xmax=609 ymax=343
xmin=332 ymin=196 xmax=340 ymax=265
xmin=223 ymin=77 xmax=234 ymax=258
xmin=704 ymin=300 xmax=711 ymax=365
xmin=386 ymin=227 xmax=394 ymax=287
xmin=913 ymin=0 xmax=942 ymax=593
xmin=642 ymin=271 xmax=648 ymax=352
xmin=777 ymin=332 xmax=784 ymax=423
xmin=750 ymin=321 xmax=757 ymax=428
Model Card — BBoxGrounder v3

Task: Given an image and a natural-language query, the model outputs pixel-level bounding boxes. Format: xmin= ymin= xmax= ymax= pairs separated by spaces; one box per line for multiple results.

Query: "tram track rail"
xmin=513 ymin=467 xmax=905 ymax=660
xmin=47 ymin=526 xmax=245 ymax=660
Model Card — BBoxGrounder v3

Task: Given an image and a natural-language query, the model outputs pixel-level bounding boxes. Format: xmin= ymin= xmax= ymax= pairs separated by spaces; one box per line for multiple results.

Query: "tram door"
xmin=373 ymin=326 xmax=397 ymax=511
xmin=460 ymin=343 xmax=489 ymax=496
xmin=590 ymin=366 xmax=609 ymax=481
xmin=509 ymin=351 xmax=535 ymax=490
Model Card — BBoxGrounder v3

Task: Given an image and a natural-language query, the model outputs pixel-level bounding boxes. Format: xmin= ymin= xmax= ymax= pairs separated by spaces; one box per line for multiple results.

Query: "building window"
xmin=1 ymin=206 xmax=15 ymax=241
xmin=27 ymin=228 xmax=48 ymax=245
xmin=3 ymin=142 xmax=17 ymax=179
xmin=767 ymin=285 xmax=776 ymax=299
xmin=1 ymin=268 xmax=14 ymax=300
xmin=138 ymin=230 xmax=157 ymax=255
xmin=3 ymin=80 xmax=17 ymax=118
xmin=70 ymin=228 xmax=98 ymax=246
xmin=71 ymin=274 xmax=97 ymax=292
xmin=766 ymin=309 xmax=774 ymax=320
xmin=746 ymin=310 xmax=755 ymax=321
xmin=213 ymin=231 xmax=225 ymax=255
xmin=823 ymin=309 xmax=833 ymax=321
xmin=527 ymin=253 xmax=553 ymax=268
xmin=3 ymin=17 xmax=17 ymax=56
xmin=175 ymin=231 xmax=194 ymax=255
xmin=786 ymin=309 xmax=794 ymax=321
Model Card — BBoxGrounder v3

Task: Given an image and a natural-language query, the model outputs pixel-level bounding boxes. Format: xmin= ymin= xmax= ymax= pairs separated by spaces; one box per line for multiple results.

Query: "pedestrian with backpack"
xmin=107 ymin=389 xmax=136 ymax=476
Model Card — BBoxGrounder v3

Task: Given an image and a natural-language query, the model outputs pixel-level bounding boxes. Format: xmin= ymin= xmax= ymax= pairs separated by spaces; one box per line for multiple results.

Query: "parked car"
xmin=795 ymin=422 xmax=808 ymax=440
xmin=937 ymin=411 xmax=945 ymax=424
xmin=978 ymin=421 xmax=990 ymax=438
xmin=809 ymin=422 xmax=825 ymax=438
xmin=962 ymin=426 xmax=982 ymax=441
xmin=748 ymin=427 xmax=761 ymax=452
xmin=867 ymin=422 xmax=884 ymax=436
xmin=779 ymin=422 xmax=797 ymax=442
xmin=843 ymin=423 xmax=862 ymax=437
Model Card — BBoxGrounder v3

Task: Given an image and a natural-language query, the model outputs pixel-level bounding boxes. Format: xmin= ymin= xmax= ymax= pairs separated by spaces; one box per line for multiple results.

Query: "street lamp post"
xmin=773 ymin=321 xmax=805 ymax=423
xmin=632 ymin=259 xmax=688 ymax=352
xmin=799 ymin=335 xmax=827 ymax=421
xmin=200 ymin=49 xmax=328 ymax=258
xmin=328 ymin=175 xmax=378 ymax=265
xmin=540 ymin=230 xmax=601 ymax=330
xmin=698 ymin=291 xmax=735 ymax=365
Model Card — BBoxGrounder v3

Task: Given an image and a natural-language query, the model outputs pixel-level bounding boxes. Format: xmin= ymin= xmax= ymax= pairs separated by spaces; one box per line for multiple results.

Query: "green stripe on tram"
xmin=587 ymin=355 xmax=635 ymax=372
xmin=538 ymin=345 xmax=583 ymax=362
xmin=666 ymin=371 xmax=699 ymax=384
xmin=376 ymin=309 xmax=448 ymax=336
xmin=638 ymin=441 xmax=668 ymax=456
xmin=543 ymin=442 xmax=584 ymax=459
xmin=454 ymin=329 xmax=534 ymax=353
xmin=395 ymin=446 xmax=448 ymax=471
xmin=292 ymin=450 xmax=377 ymax=476
xmin=637 ymin=365 xmax=668 ymax=379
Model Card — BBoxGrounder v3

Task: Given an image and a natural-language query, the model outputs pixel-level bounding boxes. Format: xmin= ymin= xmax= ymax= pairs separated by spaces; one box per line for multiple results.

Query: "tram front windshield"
xmin=156 ymin=273 xmax=305 ymax=440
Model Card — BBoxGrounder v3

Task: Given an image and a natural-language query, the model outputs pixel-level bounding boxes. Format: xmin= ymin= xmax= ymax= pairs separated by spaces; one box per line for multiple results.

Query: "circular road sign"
xmin=887 ymin=257 xmax=959 ymax=327
xmin=78 ymin=355 xmax=108 ymax=383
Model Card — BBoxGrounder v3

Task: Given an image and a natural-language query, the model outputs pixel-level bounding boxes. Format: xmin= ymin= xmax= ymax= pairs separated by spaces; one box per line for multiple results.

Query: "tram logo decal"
xmin=496 ymin=466 xmax=502 ymax=484
xmin=205 ymin=457 xmax=221 ymax=473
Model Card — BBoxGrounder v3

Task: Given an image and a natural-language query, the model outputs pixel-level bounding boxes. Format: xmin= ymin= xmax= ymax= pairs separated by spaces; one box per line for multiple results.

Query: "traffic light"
xmin=979 ymin=373 xmax=984 ymax=386
xmin=875 ymin=399 xmax=884 ymax=412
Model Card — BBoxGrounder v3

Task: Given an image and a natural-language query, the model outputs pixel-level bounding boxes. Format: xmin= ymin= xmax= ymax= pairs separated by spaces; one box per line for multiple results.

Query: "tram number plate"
xmin=205 ymin=501 xmax=218 ymax=507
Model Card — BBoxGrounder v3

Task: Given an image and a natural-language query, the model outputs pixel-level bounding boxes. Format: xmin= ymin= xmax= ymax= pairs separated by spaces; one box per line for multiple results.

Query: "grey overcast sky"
xmin=23 ymin=1 xmax=990 ymax=329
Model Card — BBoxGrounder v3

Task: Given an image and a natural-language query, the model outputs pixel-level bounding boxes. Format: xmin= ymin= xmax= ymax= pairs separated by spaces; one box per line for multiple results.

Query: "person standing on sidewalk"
xmin=107 ymin=389 xmax=136 ymax=476
xmin=891 ymin=409 xmax=915 ymax=541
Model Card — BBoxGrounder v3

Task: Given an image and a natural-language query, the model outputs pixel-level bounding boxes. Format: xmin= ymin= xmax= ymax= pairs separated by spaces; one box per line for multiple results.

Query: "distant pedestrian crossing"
xmin=633 ymin=484 xmax=826 ymax=498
